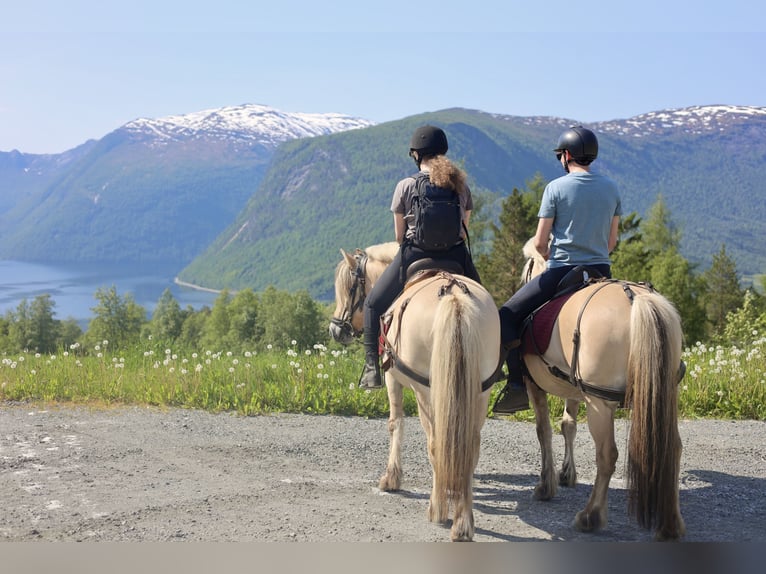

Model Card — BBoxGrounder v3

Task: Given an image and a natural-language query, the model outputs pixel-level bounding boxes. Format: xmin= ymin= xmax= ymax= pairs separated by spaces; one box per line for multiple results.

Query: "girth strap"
xmin=385 ymin=347 xmax=498 ymax=393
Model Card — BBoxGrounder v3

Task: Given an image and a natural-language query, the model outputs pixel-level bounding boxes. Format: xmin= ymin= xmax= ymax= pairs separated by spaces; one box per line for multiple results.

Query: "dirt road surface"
xmin=1 ymin=404 xmax=764 ymax=544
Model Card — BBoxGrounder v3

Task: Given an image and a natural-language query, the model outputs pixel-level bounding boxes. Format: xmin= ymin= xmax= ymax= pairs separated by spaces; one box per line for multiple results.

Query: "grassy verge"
xmin=1 ymin=338 xmax=764 ymax=420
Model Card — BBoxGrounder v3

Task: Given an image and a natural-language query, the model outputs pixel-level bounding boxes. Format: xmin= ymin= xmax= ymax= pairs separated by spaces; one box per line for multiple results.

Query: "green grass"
xmin=2 ymin=337 xmax=764 ymax=421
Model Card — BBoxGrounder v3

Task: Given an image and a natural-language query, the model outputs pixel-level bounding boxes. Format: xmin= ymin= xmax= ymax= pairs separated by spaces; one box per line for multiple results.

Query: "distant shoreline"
xmin=173 ymin=277 xmax=226 ymax=295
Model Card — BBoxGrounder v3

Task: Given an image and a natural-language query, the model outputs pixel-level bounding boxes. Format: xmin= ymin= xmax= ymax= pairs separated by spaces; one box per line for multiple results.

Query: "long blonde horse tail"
xmin=429 ymin=286 xmax=482 ymax=521
xmin=625 ymin=290 xmax=686 ymax=540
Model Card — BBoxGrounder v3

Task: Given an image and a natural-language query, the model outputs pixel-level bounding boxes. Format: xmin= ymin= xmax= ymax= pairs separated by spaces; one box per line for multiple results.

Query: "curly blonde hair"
xmin=426 ymin=156 xmax=467 ymax=193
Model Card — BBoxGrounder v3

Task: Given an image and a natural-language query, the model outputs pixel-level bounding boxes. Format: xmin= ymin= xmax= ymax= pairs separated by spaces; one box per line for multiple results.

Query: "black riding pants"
xmin=362 ymin=241 xmax=481 ymax=357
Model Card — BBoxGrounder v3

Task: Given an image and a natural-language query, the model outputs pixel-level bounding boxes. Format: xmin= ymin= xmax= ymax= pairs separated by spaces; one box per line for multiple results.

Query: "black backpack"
xmin=410 ymin=173 xmax=465 ymax=251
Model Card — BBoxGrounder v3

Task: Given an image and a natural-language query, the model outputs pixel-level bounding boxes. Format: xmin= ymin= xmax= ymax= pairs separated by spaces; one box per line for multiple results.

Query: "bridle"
xmin=523 ymin=257 xmax=535 ymax=284
xmin=330 ymin=250 xmax=369 ymax=339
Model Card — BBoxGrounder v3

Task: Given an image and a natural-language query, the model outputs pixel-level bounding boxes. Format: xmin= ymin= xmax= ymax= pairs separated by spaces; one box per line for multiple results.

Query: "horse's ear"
xmin=341 ymin=249 xmax=357 ymax=270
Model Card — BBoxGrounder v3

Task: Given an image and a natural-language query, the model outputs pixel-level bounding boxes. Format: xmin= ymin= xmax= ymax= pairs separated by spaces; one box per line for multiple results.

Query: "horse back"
xmin=527 ymin=282 xmax=647 ymax=397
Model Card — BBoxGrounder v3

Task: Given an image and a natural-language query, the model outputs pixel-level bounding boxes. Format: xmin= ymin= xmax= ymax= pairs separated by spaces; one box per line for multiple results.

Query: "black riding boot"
xmin=358 ymin=325 xmax=383 ymax=389
xmin=492 ymin=345 xmax=529 ymax=414
xmin=359 ymin=352 xmax=382 ymax=389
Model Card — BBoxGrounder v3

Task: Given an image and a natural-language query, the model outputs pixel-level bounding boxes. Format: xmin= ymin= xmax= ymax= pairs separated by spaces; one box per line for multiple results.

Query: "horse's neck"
xmin=366 ymin=259 xmax=391 ymax=286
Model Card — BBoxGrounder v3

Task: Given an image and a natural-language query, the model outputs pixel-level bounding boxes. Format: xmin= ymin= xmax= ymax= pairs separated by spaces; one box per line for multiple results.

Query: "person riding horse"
xmin=358 ymin=125 xmax=481 ymax=389
xmin=495 ymin=126 xmax=622 ymax=414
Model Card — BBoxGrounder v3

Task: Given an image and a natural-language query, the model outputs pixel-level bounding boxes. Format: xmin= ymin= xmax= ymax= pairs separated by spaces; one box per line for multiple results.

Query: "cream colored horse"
xmin=519 ymin=238 xmax=685 ymax=541
xmin=329 ymin=242 xmax=500 ymax=541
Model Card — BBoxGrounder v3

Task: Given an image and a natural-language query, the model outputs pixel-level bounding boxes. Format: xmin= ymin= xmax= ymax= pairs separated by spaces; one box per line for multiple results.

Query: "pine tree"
xmin=642 ymin=194 xmax=681 ymax=257
xmin=702 ymin=244 xmax=745 ymax=340
xmin=478 ymin=176 xmax=542 ymax=305
xmin=650 ymin=248 xmax=707 ymax=344
xmin=611 ymin=212 xmax=651 ymax=281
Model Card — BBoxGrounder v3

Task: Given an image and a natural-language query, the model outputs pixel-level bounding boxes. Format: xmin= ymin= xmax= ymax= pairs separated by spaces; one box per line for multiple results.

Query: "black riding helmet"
xmin=554 ymin=126 xmax=598 ymax=164
xmin=409 ymin=125 xmax=449 ymax=157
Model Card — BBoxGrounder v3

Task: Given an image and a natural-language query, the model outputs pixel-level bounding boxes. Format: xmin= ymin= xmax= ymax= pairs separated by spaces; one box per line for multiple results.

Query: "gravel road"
xmin=1 ymin=404 xmax=764 ymax=543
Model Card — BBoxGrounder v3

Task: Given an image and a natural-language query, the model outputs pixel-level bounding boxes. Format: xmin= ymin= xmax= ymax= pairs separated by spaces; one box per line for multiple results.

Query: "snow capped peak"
xmin=123 ymin=103 xmax=375 ymax=147
xmin=594 ymin=104 xmax=766 ymax=137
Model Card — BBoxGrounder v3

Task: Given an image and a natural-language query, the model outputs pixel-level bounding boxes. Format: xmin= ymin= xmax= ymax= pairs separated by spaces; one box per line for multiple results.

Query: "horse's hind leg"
xmin=449 ymin=396 xmax=487 ymax=542
xmin=528 ymin=381 xmax=557 ymax=501
xmin=378 ymin=375 xmax=404 ymax=491
xmin=573 ymin=398 xmax=618 ymax=533
xmin=559 ymin=398 xmax=580 ymax=487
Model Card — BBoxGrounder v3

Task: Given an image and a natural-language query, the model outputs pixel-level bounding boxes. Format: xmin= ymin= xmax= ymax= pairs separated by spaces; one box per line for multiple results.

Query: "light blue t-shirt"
xmin=538 ymin=171 xmax=622 ymax=268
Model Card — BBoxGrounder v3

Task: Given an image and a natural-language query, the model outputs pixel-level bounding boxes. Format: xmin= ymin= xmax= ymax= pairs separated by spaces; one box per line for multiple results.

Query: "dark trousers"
xmin=498 ymin=263 xmax=611 ymax=384
xmin=362 ymin=241 xmax=481 ymax=357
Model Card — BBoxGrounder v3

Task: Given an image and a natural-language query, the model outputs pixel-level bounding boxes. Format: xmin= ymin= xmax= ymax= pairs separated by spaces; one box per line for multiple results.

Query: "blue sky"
xmin=2 ymin=0 xmax=765 ymax=153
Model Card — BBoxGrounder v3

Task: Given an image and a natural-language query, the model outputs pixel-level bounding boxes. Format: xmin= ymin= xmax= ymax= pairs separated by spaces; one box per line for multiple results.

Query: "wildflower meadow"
xmin=1 ymin=335 xmax=764 ymax=421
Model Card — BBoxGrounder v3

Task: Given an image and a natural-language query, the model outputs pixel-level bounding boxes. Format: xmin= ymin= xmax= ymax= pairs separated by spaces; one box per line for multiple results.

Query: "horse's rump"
xmin=382 ymin=273 xmax=499 ymax=389
xmin=525 ymin=281 xmax=644 ymax=399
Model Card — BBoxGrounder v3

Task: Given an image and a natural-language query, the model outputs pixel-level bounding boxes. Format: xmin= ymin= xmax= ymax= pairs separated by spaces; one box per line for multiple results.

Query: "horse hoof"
xmin=451 ymin=530 xmax=473 ymax=542
xmin=655 ymin=517 xmax=686 ymax=541
xmin=559 ymin=467 xmax=577 ymax=487
xmin=451 ymin=514 xmax=474 ymax=542
xmin=573 ymin=509 xmax=603 ymax=533
xmin=533 ymin=483 xmax=554 ymax=501
xmin=378 ymin=473 xmax=400 ymax=492
xmin=427 ymin=502 xmax=448 ymax=524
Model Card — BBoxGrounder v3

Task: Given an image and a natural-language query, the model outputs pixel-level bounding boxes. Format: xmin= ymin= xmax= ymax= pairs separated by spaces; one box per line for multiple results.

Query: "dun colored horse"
xmin=518 ymin=238 xmax=686 ymax=541
xmin=329 ymin=242 xmax=500 ymax=541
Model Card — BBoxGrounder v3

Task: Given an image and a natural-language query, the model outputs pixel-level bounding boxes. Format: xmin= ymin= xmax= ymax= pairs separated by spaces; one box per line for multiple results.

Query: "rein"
xmin=330 ymin=250 xmax=369 ymax=339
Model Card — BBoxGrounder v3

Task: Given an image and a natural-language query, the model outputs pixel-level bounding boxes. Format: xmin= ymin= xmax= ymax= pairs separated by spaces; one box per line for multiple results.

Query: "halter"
xmin=330 ymin=250 xmax=369 ymax=339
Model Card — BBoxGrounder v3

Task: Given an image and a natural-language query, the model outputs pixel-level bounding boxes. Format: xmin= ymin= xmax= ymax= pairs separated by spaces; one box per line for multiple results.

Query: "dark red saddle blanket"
xmin=522 ymin=292 xmax=576 ymax=355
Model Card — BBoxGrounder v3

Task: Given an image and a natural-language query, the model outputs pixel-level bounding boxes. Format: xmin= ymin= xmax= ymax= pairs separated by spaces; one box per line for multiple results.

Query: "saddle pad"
xmin=522 ymin=292 xmax=576 ymax=355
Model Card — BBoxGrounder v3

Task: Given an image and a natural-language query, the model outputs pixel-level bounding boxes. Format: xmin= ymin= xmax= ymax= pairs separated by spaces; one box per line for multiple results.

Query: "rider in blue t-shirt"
xmin=494 ymin=126 xmax=622 ymax=414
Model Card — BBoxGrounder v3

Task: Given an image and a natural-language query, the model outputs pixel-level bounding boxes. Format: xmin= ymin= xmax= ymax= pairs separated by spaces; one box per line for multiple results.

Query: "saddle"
xmin=405 ymin=257 xmax=463 ymax=282
xmin=522 ymin=265 xmax=604 ymax=356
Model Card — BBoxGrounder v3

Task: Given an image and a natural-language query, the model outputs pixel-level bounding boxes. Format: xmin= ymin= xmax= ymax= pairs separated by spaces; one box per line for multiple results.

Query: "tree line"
xmin=475 ymin=174 xmax=766 ymax=347
xmin=0 ymin=285 xmax=328 ymax=355
xmin=2 ymin=172 xmax=764 ymax=355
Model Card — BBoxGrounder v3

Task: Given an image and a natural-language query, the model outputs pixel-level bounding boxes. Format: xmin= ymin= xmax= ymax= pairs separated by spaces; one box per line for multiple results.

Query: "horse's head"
xmin=521 ymin=237 xmax=547 ymax=284
xmin=329 ymin=248 xmax=369 ymax=345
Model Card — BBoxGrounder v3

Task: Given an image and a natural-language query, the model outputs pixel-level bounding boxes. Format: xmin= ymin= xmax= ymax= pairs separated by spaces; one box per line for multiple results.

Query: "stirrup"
xmin=358 ymin=360 xmax=383 ymax=389
xmin=492 ymin=382 xmax=529 ymax=415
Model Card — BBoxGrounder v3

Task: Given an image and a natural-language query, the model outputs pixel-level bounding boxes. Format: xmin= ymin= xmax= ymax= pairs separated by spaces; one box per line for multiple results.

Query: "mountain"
xmin=0 ymin=104 xmax=374 ymax=265
xmin=177 ymin=105 xmax=766 ymax=299
xmin=2 ymin=104 xmax=764 ymax=300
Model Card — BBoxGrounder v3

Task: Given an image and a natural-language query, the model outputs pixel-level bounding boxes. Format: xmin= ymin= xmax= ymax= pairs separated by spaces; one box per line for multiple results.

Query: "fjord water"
xmin=0 ymin=260 xmax=218 ymax=326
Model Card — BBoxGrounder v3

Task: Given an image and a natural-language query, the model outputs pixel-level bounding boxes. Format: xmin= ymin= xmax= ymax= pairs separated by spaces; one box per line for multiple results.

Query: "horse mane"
xmin=334 ymin=242 xmax=399 ymax=300
xmin=365 ymin=242 xmax=399 ymax=264
xmin=523 ymin=237 xmax=546 ymax=278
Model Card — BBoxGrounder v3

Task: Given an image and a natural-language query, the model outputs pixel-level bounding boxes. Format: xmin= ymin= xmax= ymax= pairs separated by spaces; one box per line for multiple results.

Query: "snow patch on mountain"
xmin=123 ymin=104 xmax=375 ymax=147
xmin=594 ymin=105 xmax=766 ymax=137
xmin=510 ymin=105 xmax=766 ymax=138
